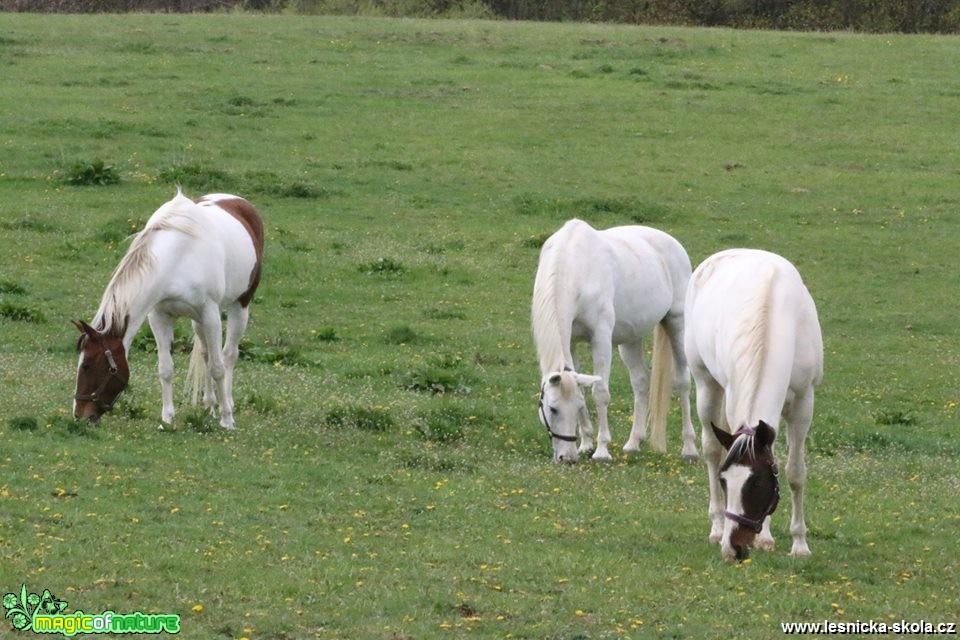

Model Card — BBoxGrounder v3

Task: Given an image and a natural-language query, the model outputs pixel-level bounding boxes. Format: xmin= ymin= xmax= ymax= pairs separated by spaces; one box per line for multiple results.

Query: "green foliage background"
xmin=4 ymin=0 xmax=960 ymax=33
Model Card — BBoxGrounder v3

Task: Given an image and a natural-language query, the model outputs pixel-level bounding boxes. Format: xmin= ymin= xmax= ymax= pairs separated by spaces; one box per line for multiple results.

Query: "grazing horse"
xmin=532 ymin=218 xmax=698 ymax=463
xmin=73 ymin=191 xmax=264 ymax=429
xmin=684 ymin=249 xmax=823 ymax=560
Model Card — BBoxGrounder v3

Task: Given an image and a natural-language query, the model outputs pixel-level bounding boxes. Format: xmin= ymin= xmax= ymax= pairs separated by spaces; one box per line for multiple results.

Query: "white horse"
xmin=532 ymin=218 xmax=699 ymax=463
xmin=684 ymin=249 xmax=823 ymax=560
xmin=73 ymin=190 xmax=264 ymax=429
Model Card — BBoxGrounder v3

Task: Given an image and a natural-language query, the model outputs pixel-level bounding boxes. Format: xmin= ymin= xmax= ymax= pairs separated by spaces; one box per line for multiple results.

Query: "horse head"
xmin=711 ymin=421 xmax=780 ymax=561
xmin=539 ymin=368 xmax=601 ymax=463
xmin=72 ymin=320 xmax=130 ymax=423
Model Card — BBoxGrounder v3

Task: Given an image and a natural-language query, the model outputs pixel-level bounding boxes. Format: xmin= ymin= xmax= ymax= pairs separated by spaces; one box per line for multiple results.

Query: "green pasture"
xmin=1 ymin=13 xmax=958 ymax=638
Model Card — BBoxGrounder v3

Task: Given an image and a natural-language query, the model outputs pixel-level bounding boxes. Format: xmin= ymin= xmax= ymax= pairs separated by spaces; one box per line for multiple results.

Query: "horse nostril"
xmin=734 ymin=544 xmax=749 ymax=561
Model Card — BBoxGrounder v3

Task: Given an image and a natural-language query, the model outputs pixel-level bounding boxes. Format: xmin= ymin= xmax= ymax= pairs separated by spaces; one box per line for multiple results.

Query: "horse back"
xmin=686 ymin=249 xmax=822 ymax=397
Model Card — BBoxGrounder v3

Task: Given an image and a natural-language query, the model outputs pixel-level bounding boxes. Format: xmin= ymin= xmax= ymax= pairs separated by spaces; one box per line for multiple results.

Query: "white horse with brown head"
xmin=73 ymin=190 xmax=264 ymax=429
xmin=684 ymin=249 xmax=823 ymax=560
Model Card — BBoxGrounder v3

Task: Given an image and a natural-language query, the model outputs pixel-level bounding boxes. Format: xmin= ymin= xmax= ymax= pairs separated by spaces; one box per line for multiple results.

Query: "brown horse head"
xmin=73 ymin=320 xmax=130 ymax=423
xmin=712 ymin=421 xmax=780 ymax=561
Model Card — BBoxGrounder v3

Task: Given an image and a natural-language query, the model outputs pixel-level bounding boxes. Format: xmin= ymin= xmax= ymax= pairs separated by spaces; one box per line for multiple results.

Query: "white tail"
xmin=647 ymin=323 xmax=675 ymax=453
xmin=187 ymin=334 xmax=206 ymax=406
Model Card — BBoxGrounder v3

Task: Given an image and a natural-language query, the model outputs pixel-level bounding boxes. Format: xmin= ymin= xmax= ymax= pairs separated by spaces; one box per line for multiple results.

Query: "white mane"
xmin=531 ymin=232 xmax=573 ymax=374
xmin=729 ymin=264 xmax=777 ymax=429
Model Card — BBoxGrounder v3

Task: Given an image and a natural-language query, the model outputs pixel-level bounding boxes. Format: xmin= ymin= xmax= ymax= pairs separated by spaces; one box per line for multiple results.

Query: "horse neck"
xmin=93 ymin=233 xmax=167 ymax=350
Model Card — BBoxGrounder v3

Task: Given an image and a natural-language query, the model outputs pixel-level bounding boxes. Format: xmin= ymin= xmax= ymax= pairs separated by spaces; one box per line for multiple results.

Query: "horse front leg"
xmin=589 ymin=339 xmax=614 ymax=462
xmin=694 ymin=375 xmax=726 ymax=543
xmin=784 ymin=390 xmax=815 ymax=557
xmin=617 ymin=342 xmax=649 ymax=453
xmin=148 ymin=312 xmax=176 ymax=425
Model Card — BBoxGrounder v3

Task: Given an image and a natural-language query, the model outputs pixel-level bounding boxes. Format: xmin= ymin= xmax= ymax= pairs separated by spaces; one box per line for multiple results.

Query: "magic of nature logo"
xmin=3 ymin=585 xmax=180 ymax=636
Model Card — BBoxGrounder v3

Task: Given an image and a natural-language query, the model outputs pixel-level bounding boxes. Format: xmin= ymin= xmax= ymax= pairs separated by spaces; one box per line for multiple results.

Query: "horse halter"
xmin=538 ymin=383 xmax=578 ymax=443
xmin=75 ymin=348 xmax=122 ymax=411
xmin=723 ymin=427 xmax=780 ymax=533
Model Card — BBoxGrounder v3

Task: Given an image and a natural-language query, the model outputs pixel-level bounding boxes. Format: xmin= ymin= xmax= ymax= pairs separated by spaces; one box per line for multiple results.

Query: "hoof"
xmin=591 ymin=450 xmax=613 ymax=463
xmin=755 ymin=535 xmax=776 ymax=552
xmin=681 ymin=453 xmax=700 ymax=464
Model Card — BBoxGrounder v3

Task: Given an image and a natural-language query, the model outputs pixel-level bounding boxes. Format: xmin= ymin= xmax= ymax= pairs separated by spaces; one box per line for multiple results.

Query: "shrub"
xmin=324 ymin=404 xmax=395 ymax=432
xmin=64 ymin=159 xmax=120 ymax=186
xmin=157 ymin=162 xmax=235 ymax=192
xmin=361 ymin=257 xmax=405 ymax=276
xmin=0 ymin=302 xmax=45 ymax=323
xmin=9 ymin=416 xmax=38 ymax=431
xmin=384 ymin=325 xmax=420 ymax=344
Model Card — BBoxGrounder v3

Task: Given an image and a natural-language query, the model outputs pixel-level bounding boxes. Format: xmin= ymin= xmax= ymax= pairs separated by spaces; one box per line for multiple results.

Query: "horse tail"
xmin=187 ymin=333 xmax=206 ymax=406
xmin=648 ymin=322 xmax=675 ymax=453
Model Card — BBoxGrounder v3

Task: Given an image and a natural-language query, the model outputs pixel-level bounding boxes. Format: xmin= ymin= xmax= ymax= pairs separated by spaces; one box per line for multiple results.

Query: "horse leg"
xmin=570 ymin=349 xmax=595 ymax=454
xmin=191 ymin=320 xmax=217 ymax=412
xmin=148 ymin=311 xmax=176 ymax=425
xmin=756 ymin=516 xmax=776 ymax=552
xmin=617 ymin=341 xmax=649 ymax=453
xmin=589 ymin=339 xmax=614 ymax=462
xmin=784 ymin=389 xmax=815 ymax=557
xmin=221 ymin=302 xmax=249 ymax=420
xmin=695 ymin=373 xmax=726 ymax=544
xmin=661 ymin=314 xmax=699 ymax=462
xmin=196 ymin=306 xmax=234 ymax=430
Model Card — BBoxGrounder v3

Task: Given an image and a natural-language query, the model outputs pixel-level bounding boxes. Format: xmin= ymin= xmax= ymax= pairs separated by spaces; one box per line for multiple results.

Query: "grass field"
xmin=1 ymin=13 xmax=958 ymax=639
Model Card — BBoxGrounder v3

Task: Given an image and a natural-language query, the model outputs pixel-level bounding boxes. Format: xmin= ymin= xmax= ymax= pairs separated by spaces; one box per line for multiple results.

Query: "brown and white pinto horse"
xmin=73 ymin=191 xmax=264 ymax=429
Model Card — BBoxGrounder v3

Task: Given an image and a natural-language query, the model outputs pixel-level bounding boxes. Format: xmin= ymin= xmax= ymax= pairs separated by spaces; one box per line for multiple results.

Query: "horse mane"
xmin=721 ymin=432 xmax=756 ymax=471
xmin=531 ymin=232 xmax=572 ymax=374
xmin=93 ymin=191 xmax=198 ymax=337
xmin=730 ymin=263 xmax=778 ymax=429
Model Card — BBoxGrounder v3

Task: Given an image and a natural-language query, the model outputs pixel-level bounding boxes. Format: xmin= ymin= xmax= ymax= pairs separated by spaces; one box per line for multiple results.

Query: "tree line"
xmin=4 ymin=0 xmax=960 ymax=33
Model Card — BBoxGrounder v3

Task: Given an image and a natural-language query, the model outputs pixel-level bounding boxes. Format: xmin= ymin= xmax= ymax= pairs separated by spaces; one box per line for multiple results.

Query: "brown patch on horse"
xmin=198 ymin=195 xmax=264 ymax=307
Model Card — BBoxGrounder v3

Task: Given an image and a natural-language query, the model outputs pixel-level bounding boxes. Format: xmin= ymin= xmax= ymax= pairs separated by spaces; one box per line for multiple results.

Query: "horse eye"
xmin=81 ymin=362 xmax=91 ymax=372
xmin=549 ymin=407 xmax=559 ymax=415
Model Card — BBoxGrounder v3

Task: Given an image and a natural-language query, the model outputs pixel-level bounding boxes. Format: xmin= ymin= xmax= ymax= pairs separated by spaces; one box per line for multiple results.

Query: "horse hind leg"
xmin=661 ymin=314 xmax=699 ymax=462
xmin=190 ymin=320 xmax=217 ymax=413
xmin=194 ymin=309 xmax=234 ymax=430
xmin=221 ymin=303 xmax=250 ymax=422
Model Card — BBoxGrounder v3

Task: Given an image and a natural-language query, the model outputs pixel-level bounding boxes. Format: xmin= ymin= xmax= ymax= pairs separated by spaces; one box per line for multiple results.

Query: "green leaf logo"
xmin=3 ymin=585 xmax=68 ymax=633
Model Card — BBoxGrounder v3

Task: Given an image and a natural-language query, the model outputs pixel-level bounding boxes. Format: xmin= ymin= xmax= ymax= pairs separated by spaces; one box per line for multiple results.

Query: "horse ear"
xmin=756 ymin=420 xmax=777 ymax=448
xmin=73 ymin=320 xmax=95 ymax=335
xmin=711 ymin=423 xmax=736 ymax=450
xmin=573 ymin=373 xmax=602 ymax=387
